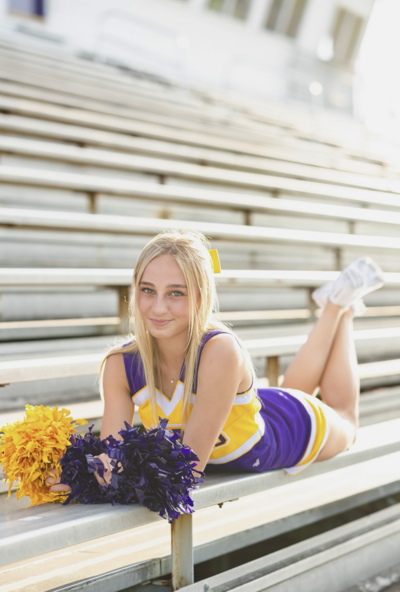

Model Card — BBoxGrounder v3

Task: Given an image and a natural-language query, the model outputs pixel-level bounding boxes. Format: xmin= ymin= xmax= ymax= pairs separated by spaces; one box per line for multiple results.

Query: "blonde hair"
xmin=100 ymin=229 xmax=254 ymax=427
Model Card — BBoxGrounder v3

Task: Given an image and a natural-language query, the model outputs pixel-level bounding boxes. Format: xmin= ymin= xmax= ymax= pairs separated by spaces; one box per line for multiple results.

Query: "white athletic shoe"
xmin=313 ymin=282 xmax=367 ymax=316
xmin=351 ymin=299 xmax=367 ymax=317
xmin=312 ymin=257 xmax=385 ymax=312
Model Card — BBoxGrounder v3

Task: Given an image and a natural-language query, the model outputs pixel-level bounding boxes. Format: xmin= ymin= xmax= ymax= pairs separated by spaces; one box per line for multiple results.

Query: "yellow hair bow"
xmin=208 ymin=249 xmax=221 ymax=274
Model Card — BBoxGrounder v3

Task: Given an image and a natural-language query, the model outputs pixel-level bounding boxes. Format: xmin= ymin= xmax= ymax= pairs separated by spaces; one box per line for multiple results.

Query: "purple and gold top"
xmin=123 ymin=330 xmax=330 ymax=473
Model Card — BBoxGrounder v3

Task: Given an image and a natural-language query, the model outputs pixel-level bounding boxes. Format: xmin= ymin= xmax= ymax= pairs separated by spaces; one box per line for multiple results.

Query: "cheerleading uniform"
xmin=123 ymin=330 xmax=330 ymax=475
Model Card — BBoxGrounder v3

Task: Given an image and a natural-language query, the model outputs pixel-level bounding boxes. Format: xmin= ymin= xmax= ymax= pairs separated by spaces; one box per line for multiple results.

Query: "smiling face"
xmin=137 ymin=253 xmax=196 ymax=341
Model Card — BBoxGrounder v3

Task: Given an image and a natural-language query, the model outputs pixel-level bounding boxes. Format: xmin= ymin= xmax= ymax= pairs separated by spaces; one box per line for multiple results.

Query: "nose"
xmin=152 ymin=294 xmax=168 ymax=316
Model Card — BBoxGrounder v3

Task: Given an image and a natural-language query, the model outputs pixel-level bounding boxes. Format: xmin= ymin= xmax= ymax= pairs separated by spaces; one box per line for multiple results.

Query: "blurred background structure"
xmin=1 ymin=0 xmax=376 ymax=114
xmin=3 ymin=1 xmax=400 ymax=589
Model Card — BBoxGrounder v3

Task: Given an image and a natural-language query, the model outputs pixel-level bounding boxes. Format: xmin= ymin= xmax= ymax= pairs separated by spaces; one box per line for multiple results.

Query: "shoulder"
xmin=196 ymin=332 xmax=249 ymax=395
xmin=200 ymin=333 xmax=243 ymax=368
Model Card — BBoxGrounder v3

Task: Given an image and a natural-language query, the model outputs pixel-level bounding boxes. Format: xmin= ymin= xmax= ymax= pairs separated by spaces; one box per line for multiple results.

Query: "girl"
xmin=48 ymin=230 xmax=384 ymax=491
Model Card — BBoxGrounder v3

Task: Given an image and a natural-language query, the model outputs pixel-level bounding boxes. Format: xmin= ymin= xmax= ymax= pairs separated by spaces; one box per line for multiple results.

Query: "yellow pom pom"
xmin=0 ymin=405 xmax=87 ymax=506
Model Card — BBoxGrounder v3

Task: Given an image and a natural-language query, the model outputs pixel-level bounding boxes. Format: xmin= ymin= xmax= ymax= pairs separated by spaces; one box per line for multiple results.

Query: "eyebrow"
xmin=139 ymin=281 xmax=187 ymax=289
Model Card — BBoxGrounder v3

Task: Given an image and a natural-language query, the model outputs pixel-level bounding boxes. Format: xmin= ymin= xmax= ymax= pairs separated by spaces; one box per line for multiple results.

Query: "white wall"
xmin=297 ymin=0 xmax=337 ymax=54
xmin=0 ymin=0 xmax=376 ymax=110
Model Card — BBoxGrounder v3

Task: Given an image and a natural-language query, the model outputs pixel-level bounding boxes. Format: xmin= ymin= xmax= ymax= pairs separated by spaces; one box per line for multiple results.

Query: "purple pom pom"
xmin=60 ymin=419 xmax=204 ymax=522
xmin=60 ymin=425 xmax=109 ymax=505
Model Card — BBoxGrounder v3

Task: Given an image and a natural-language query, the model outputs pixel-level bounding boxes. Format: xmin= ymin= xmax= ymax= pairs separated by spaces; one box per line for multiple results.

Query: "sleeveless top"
xmin=123 ymin=330 xmax=328 ymax=473
xmin=122 ymin=330 xmax=265 ymax=465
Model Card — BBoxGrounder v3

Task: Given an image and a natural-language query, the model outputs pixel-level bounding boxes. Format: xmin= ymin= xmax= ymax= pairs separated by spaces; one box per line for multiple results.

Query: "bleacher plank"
xmin=0 ymin=353 xmax=102 ymax=384
xmin=180 ymin=505 xmax=400 ymax=592
xmin=359 ymin=386 xmax=400 ymax=426
xmin=1 ymin=380 xmax=397 ymax=448
xmin=2 ymin=417 xmax=400 ymax=570
xmin=0 ymin=74 xmax=281 ymax=146
xmin=0 ymin=90 xmax=284 ymax=157
xmin=0 ymin=317 xmax=119 ymax=330
xmin=2 ymin=205 xmax=400 ymax=252
xmin=0 ymin=55 xmax=341 ymax=135
xmin=3 ymin=268 xmax=400 ymax=289
xmin=2 ymin=36 xmax=399 ymax=167
xmin=0 ymin=94 xmax=388 ymax=177
xmin=2 ymin=454 xmax=400 ymax=590
xmin=0 ymin=38 xmax=371 ymax=135
xmin=0 ymin=55 xmax=393 ymax=165
xmin=4 ymin=306 xmax=400 ymax=335
xmin=0 ymin=113 xmax=384 ymax=178
xmin=2 ymin=135 xmax=400 ymax=197
xmin=2 ymin=329 xmax=400 ymax=385
xmin=3 ymin=163 xmax=400 ymax=215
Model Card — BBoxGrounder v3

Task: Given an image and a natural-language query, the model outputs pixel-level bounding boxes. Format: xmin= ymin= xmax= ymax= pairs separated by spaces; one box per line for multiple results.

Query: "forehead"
xmin=141 ymin=254 xmax=185 ymax=285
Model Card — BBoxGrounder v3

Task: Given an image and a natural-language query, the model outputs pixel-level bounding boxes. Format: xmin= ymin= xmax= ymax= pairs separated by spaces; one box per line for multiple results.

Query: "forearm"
xmin=182 ymin=423 xmax=219 ymax=473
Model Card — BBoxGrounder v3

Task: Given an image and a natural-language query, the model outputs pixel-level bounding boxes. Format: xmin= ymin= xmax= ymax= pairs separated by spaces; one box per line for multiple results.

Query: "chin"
xmin=146 ymin=321 xmax=186 ymax=339
xmin=146 ymin=323 xmax=173 ymax=336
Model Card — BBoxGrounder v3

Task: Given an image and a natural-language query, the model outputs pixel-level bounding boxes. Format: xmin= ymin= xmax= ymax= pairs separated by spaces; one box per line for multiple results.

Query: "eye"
xmin=170 ymin=290 xmax=183 ymax=297
xmin=141 ymin=287 xmax=154 ymax=295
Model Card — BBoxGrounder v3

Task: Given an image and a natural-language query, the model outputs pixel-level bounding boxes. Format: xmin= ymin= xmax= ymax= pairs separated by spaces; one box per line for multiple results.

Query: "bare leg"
xmin=317 ymin=308 xmax=359 ymax=460
xmin=282 ymin=303 xmax=359 ymax=461
xmin=319 ymin=309 xmax=359 ymax=424
xmin=281 ymin=301 xmax=347 ymax=395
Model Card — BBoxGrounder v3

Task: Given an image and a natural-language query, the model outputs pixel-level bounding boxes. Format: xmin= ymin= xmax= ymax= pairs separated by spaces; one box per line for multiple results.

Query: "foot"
xmin=351 ymin=299 xmax=367 ymax=317
xmin=312 ymin=257 xmax=385 ymax=312
xmin=313 ymin=282 xmax=366 ymax=316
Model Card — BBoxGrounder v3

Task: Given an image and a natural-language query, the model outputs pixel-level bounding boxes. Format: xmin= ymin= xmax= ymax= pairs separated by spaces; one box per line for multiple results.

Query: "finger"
xmin=94 ymin=454 xmax=110 ymax=482
xmin=45 ymin=474 xmax=60 ymax=487
xmin=94 ymin=471 xmax=106 ymax=487
xmin=94 ymin=464 xmax=110 ymax=484
xmin=49 ymin=483 xmax=71 ymax=493
xmin=102 ymin=459 xmax=113 ymax=484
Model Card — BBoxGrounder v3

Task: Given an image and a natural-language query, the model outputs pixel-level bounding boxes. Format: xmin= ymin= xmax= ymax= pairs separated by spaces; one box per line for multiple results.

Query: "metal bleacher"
xmin=1 ymin=36 xmax=400 ymax=592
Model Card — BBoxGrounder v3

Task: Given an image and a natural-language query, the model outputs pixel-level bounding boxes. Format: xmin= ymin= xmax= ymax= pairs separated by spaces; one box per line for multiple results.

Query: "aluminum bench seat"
xmin=3 ymin=206 xmax=400 ymax=254
xmin=3 ymin=164 xmax=400 ymax=222
xmin=1 ymin=379 xmax=398 ymax=445
xmin=0 ymin=50 xmax=393 ymax=165
xmin=0 ymin=93 xmax=389 ymax=174
xmin=2 ymin=417 xmax=400 ymax=589
xmin=2 ymin=325 xmax=400 ymax=385
xmin=0 ymin=112 xmax=383 ymax=178
xmin=2 ymin=135 xmax=400 ymax=199
xmin=2 ymin=459 xmax=400 ymax=591
xmin=3 ymin=318 xmax=399 ymax=413
xmin=3 ymin=140 xmax=400 ymax=211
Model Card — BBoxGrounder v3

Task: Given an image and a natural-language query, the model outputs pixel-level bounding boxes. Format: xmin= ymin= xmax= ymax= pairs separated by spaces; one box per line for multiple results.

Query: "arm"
xmin=93 ymin=352 xmax=134 ymax=485
xmin=182 ymin=334 xmax=250 ymax=473
xmin=48 ymin=352 xmax=133 ymax=491
xmin=100 ymin=352 xmax=134 ymax=441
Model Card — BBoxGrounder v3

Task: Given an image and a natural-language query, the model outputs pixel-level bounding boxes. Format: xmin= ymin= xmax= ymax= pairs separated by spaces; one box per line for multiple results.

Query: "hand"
xmin=45 ymin=454 xmax=123 ymax=492
xmin=45 ymin=468 xmax=71 ymax=493
xmin=92 ymin=453 xmax=123 ymax=486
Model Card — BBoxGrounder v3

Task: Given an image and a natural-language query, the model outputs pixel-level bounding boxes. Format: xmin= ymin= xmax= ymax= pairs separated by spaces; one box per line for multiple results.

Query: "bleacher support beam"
xmin=171 ymin=514 xmax=194 ymax=590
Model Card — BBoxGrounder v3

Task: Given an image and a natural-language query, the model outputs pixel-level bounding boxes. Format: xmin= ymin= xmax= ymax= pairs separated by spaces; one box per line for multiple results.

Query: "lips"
xmin=150 ymin=319 xmax=172 ymax=327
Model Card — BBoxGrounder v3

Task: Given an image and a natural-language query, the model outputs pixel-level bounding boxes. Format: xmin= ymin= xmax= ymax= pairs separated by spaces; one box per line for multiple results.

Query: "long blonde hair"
xmin=100 ymin=229 xmax=254 ymax=427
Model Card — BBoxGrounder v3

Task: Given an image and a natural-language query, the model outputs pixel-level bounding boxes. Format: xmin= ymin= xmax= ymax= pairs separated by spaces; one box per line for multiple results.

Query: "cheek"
xmin=137 ymin=293 xmax=151 ymax=315
xmin=170 ymin=298 xmax=190 ymax=319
